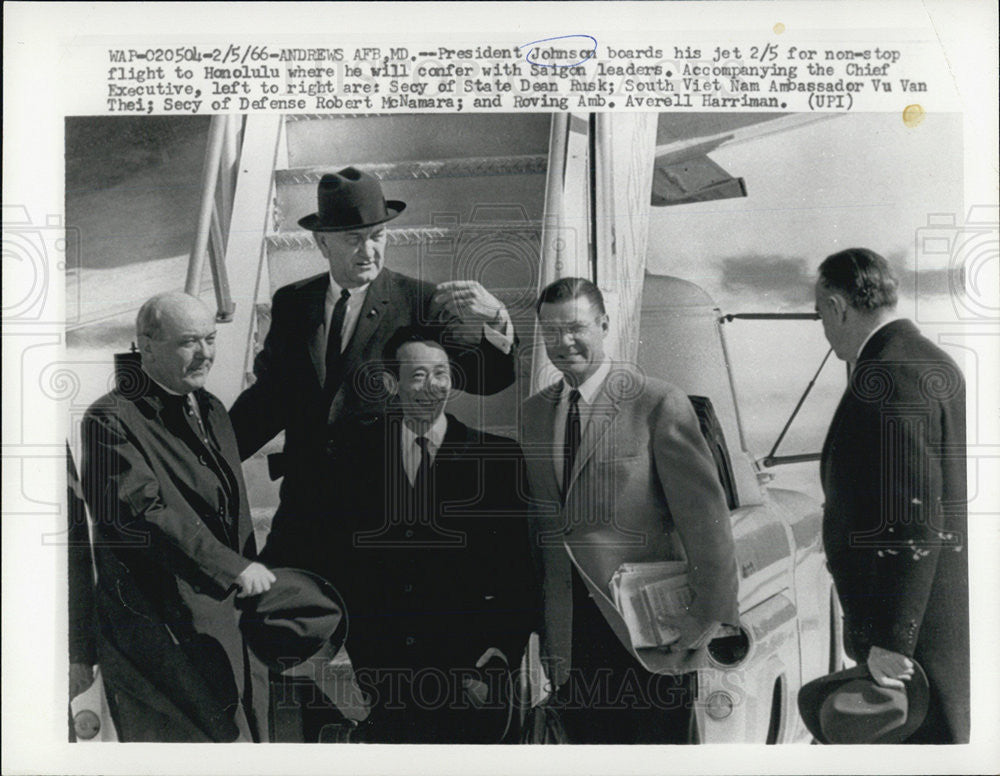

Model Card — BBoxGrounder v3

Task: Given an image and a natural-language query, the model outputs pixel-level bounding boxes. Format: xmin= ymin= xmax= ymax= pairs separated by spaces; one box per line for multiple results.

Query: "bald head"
xmin=137 ymin=292 xmax=216 ymax=394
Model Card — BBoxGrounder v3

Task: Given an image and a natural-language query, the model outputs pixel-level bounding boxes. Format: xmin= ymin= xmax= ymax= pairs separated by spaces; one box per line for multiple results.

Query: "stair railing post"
xmin=184 ymin=115 xmax=227 ymax=296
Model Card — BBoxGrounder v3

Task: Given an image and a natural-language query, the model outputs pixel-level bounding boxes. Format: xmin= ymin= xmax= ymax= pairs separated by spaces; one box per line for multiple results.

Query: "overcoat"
xmin=820 ymin=318 xmax=969 ymax=743
xmin=81 ymin=378 xmax=268 ymax=742
xmin=229 ymin=268 xmax=517 ymax=563
xmin=520 ymin=368 xmax=739 ymax=686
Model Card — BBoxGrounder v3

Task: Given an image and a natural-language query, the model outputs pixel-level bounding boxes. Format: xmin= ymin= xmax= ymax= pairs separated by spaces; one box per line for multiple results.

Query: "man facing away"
xmin=520 ymin=277 xmax=739 ymax=744
xmin=815 ymin=248 xmax=969 ymax=743
xmin=229 ymin=167 xmax=517 ymax=571
xmin=81 ymin=291 xmax=274 ymax=742
xmin=300 ymin=326 xmax=537 ymax=743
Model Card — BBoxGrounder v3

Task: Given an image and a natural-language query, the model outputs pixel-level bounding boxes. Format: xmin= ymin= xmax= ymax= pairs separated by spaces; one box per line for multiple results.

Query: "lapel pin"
xmin=368 ymin=309 xmax=377 ymax=317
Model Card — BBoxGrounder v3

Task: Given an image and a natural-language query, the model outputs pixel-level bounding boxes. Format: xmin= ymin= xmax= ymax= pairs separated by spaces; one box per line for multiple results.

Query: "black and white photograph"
xmin=3 ymin=3 xmax=998 ymax=775
xmin=59 ymin=107 xmax=973 ymax=745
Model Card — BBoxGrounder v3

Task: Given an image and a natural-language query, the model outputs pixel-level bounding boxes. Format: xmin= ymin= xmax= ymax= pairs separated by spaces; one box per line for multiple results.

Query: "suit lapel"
xmin=300 ymin=275 xmax=328 ymax=387
xmin=434 ymin=414 xmax=471 ymax=463
xmin=527 ymin=383 xmax=562 ymax=500
xmin=138 ymin=386 xmax=239 ymax=548
xmin=565 ymin=377 xmax=621 ymax=497
xmin=341 ymin=269 xmax=392 ymax=377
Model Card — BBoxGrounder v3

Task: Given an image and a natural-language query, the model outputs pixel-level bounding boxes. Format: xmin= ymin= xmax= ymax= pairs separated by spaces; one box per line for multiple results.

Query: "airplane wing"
xmin=652 ymin=114 xmax=835 ymax=206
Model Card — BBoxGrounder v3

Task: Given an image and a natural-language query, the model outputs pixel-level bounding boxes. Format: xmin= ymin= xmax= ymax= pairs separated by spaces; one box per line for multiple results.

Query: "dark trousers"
xmin=555 ymin=567 xmax=695 ymax=744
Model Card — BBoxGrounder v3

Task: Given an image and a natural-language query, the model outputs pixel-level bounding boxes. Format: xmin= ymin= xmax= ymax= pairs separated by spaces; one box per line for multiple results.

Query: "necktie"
xmin=414 ymin=436 xmax=433 ymax=489
xmin=325 ymin=288 xmax=350 ymax=391
xmin=562 ymin=388 xmax=581 ymax=501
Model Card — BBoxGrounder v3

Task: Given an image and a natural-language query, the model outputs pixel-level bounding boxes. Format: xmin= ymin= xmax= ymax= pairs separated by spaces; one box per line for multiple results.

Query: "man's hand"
xmin=867 ymin=645 xmax=914 ymax=690
xmin=431 ymin=281 xmax=507 ymax=339
xmin=671 ymin=614 xmax=721 ymax=652
xmin=235 ymin=562 xmax=276 ymax=598
xmin=69 ymin=662 xmax=95 ymax=700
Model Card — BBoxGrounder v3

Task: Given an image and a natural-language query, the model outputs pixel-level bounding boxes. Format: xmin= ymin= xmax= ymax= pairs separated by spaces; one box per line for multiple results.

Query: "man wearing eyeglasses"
xmin=520 ymin=277 xmax=739 ymax=744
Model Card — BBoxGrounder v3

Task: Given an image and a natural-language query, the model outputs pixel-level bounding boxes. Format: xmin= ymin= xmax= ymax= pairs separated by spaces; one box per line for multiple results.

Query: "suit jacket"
xmin=281 ymin=411 xmax=538 ymax=677
xmin=521 ymin=369 xmax=739 ymax=686
xmin=81 ymin=378 xmax=267 ymax=742
xmin=820 ymin=319 xmax=968 ymax=743
xmin=229 ymin=269 xmax=517 ymax=562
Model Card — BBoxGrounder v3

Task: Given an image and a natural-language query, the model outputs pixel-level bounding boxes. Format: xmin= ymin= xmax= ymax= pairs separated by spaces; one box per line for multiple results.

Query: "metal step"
xmin=285 ymin=114 xmax=551 ymax=168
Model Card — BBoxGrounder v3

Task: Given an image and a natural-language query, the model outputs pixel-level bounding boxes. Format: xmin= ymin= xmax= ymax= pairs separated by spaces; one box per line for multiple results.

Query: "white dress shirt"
xmin=401 ymin=413 xmax=448 ymax=486
xmin=552 ymin=358 xmax=612 ymax=489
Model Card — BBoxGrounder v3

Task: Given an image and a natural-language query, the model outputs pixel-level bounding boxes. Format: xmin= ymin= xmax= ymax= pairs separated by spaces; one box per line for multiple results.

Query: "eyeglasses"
xmin=538 ymin=318 xmax=603 ymax=342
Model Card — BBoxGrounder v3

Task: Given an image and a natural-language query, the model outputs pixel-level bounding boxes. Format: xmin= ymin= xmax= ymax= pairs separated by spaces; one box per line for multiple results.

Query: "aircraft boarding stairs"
xmin=220 ymin=113 xmax=553 ymax=532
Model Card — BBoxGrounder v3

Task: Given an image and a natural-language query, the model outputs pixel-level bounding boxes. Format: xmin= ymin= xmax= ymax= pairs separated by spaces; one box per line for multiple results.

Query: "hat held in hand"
xmin=239 ymin=567 xmax=347 ymax=672
xmin=298 ymin=167 xmax=406 ymax=232
xmin=797 ymin=661 xmax=929 ymax=744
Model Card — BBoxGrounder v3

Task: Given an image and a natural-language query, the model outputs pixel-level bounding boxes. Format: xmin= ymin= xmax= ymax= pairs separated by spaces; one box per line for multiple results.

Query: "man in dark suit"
xmin=520 ymin=277 xmax=739 ymax=744
xmin=81 ymin=291 xmax=274 ymax=742
xmin=815 ymin=248 xmax=969 ymax=744
xmin=299 ymin=326 xmax=536 ymax=743
xmin=229 ymin=167 xmax=516 ymax=569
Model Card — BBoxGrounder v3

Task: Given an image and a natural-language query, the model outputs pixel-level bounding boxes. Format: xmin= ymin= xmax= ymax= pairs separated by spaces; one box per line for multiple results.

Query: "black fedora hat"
xmin=239 ymin=567 xmax=348 ymax=672
xmin=297 ymin=167 xmax=406 ymax=232
xmin=798 ymin=661 xmax=930 ymax=744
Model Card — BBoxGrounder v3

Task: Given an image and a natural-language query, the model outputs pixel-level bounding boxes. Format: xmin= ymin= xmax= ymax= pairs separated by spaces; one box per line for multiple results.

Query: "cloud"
xmin=715 ymin=248 xmax=959 ymax=309
xmin=716 ymin=253 xmax=815 ymax=307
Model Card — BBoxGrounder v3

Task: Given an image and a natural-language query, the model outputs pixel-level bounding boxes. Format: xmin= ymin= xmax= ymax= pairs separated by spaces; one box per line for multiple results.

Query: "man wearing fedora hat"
xmin=812 ymin=248 xmax=968 ymax=743
xmin=229 ymin=167 xmax=517 ymax=572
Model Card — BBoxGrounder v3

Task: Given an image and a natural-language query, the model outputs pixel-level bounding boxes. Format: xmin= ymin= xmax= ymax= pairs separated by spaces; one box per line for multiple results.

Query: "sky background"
xmin=64 ymin=111 xmax=968 ymax=506
xmin=646 ymin=111 xmax=965 ymax=500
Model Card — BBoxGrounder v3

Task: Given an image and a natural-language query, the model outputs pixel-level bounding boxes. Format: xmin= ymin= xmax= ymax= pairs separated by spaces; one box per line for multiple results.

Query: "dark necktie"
xmin=325 ymin=288 xmax=350 ymax=391
xmin=562 ymin=388 xmax=581 ymax=501
xmin=411 ymin=436 xmax=434 ymax=528
xmin=414 ymin=436 xmax=433 ymax=489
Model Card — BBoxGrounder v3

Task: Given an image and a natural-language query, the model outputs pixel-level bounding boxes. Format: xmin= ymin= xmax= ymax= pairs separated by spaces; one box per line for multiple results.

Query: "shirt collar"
xmin=327 ymin=274 xmax=370 ymax=300
xmin=855 ymin=317 xmax=898 ymax=362
xmin=563 ymin=358 xmax=612 ymax=405
xmin=401 ymin=412 xmax=448 ymax=452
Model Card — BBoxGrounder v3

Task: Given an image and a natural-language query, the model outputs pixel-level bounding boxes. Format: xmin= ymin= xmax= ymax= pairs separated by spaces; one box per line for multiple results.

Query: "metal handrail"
xmin=186 ymin=115 xmax=243 ymax=322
